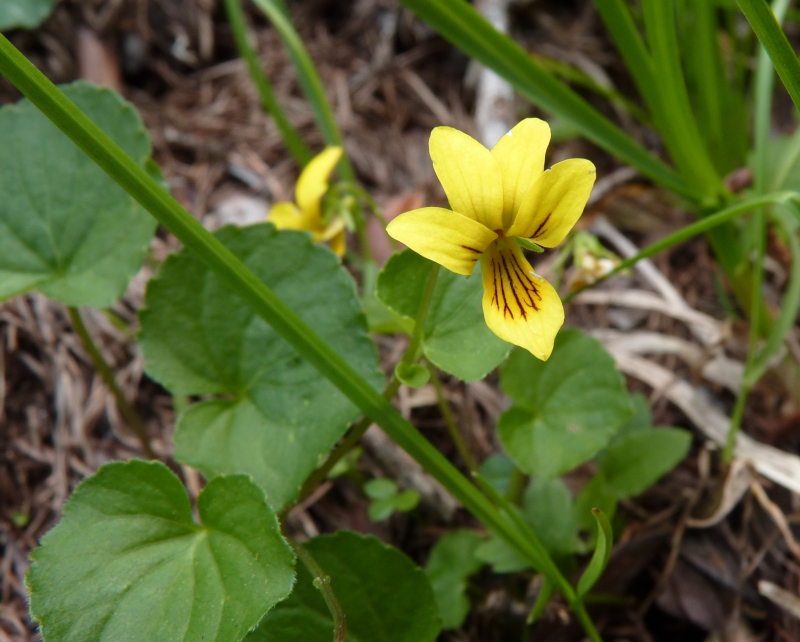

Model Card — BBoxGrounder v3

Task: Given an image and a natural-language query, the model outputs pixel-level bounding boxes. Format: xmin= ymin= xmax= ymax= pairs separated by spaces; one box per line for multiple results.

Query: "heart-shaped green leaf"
xmin=478 ymin=453 xmax=516 ymax=495
xmin=27 ymin=460 xmax=295 ymax=642
xmin=247 ymin=531 xmax=442 ymax=642
xmin=0 ymin=82 xmax=157 ymax=306
xmin=498 ymin=329 xmax=633 ymax=478
xmin=610 ymin=392 xmax=652 ymax=443
xmin=377 ymin=250 xmax=510 ymax=381
xmin=599 ymin=428 xmax=691 ymax=498
xmin=0 ymin=0 xmax=55 ymax=30
xmin=425 ymin=530 xmax=484 ymax=629
xmin=475 ymin=476 xmax=578 ymax=573
xmin=140 ymin=224 xmax=382 ymax=509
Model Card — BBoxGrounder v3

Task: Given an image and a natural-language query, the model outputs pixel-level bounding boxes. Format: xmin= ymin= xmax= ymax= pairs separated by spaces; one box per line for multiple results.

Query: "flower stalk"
xmin=289 ymin=538 xmax=347 ymax=642
xmin=427 ymin=364 xmax=478 ymax=474
xmin=295 ymin=263 xmax=441 ymax=504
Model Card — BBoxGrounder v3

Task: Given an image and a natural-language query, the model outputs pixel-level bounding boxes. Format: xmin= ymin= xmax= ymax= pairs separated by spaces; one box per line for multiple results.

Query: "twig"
xmin=750 ymin=480 xmax=800 ymax=562
xmin=67 ymin=306 xmax=154 ymax=458
xmin=572 ymin=289 xmax=722 ymax=345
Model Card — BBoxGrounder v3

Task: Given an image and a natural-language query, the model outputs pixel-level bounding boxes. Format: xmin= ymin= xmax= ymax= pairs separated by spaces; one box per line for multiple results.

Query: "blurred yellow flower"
xmin=269 ymin=146 xmax=347 ymax=256
xmin=387 ymin=119 xmax=595 ymax=360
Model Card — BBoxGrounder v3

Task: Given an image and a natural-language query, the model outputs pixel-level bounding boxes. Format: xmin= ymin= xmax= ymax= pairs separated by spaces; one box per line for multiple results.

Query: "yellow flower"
xmin=269 ymin=146 xmax=347 ymax=256
xmin=386 ymin=119 xmax=595 ymax=360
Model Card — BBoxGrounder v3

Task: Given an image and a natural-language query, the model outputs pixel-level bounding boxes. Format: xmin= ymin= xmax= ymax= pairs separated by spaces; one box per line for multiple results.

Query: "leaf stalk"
xmin=67 ymin=306 xmax=155 ymax=459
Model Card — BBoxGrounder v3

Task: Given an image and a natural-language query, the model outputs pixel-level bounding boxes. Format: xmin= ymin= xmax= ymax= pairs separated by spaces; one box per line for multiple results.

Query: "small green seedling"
xmin=364 ymin=478 xmax=421 ymax=522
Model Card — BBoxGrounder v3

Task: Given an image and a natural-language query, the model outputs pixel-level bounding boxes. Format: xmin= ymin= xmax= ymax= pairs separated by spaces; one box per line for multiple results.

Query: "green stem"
xmin=723 ymin=381 xmax=750 ymax=463
xmin=574 ymin=602 xmax=602 ymax=642
xmin=562 ymin=191 xmax=800 ymax=304
xmin=724 ymin=0 xmax=791 ymax=463
xmin=0 ymin=35 xmax=596 ymax=638
xmin=505 ymin=466 xmax=527 ymax=505
xmin=250 ymin=0 xmax=353 ymax=182
xmin=747 ymin=207 xmax=800 ymax=384
xmin=294 ymin=375 xmax=401 ymax=505
xmin=401 ymin=263 xmax=440 ymax=368
xmin=427 ymin=364 xmax=478 ymax=474
xmin=67 ymin=306 xmax=155 ymax=459
xmin=527 ymin=577 xmax=554 ymax=624
xmin=172 ymin=393 xmax=190 ymax=418
xmin=297 ymin=263 xmax=440 ymax=503
xmin=290 ymin=539 xmax=347 ymax=642
xmin=332 ymin=182 xmax=399 ymax=253
xmin=222 ymin=0 xmax=311 ymax=166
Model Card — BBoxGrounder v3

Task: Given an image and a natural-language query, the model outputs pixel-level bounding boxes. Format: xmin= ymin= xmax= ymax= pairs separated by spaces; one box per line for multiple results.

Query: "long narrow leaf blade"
xmin=593 ymin=0 xmax=659 ymax=117
xmin=748 ymin=206 xmax=800 ymax=383
xmin=576 ymin=508 xmax=613 ymax=597
xmin=398 ymin=0 xmax=692 ymax=198
xmin=251 ymin=0 xmax=355 ymax=181
xmin=641 ymin=0 xmax=720 ymax=199
xmin=738 ymin=0 xmax=800 ymax=112
xmin=222 ymin=0 xmax=312 ymax=166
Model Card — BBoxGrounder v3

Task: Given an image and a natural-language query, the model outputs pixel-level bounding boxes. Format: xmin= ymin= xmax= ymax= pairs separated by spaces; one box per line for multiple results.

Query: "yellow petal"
xmin=491 ymin=118 xmax=551 ymax=230
xmin=317 ymin=216 xmax=346 ymax=243
xmin=507 ymin=159 xmax=596 ymax=248
xmin=480 ymin=240 xmax=564 ymax=360
xmin=387 ymin=207 xmax=498 ymax=276
xmin=269 ymin=201 xmax=312 ymax=230
xmin=429 ymin=127 xmax=504 ymax=231
xmin=317 ymin=218 xmax=347 ymax=256
xmin=329 ymin=229 xmax=346 ymax=257
xmin=296 ymin=146 xmax=343 ymax=222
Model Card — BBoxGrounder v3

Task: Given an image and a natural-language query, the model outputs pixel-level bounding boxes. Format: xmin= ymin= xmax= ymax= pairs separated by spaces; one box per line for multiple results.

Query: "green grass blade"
xmin=641 ymin=0 xmax=721 ymax=201
xmin=222 ymin=0 xmax=312 ymax=166
xmin=738 ymin=0 xmax=800 ymax=112
xmin=398 ymin=0 xmax=693 ymax=199
xmin=592 ymin=0 xmax=660 ymax=120
xmin=725 ymin=0 xmax=792 ymax=461
xmin=576 ymin=509 xmax=613 ymax=598
xmin=526 ymin=578 xmax=554 ymax=625
xmin=0 ymin=34 xmax=603 ymax=637
xmin=771 ymin=124 xmax=800 ymax=192
xmin=679 ymin=0 xmax=748 ymax=174
xmin=250 ymin=0 xmax=355 ymax=181
xmin=754 ymin=0 xmax=792 ymax=196
xmin=747 ymin=206 xmax=800 ymax=384
xmin=534 ymin=53 xmax=650 ymax=125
